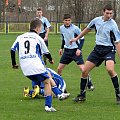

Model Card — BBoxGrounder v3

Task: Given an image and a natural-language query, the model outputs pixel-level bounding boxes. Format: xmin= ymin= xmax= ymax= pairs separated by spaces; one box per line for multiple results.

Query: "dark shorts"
xmin=87 ymin=45 xmax=116 ymax=66
xmin=60 ymin=48 xmax=84 ymax=65
xmin=27 ymin=71 xmax=50 ymax=83
xmin=39 ymin=32 xmax=48 ymax=47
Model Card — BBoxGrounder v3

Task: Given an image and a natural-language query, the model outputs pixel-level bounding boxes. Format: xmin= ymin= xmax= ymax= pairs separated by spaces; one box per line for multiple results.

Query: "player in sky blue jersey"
xmin=36 ymin=7 xmax=51 ymax=65
xmin=10 ymin=18 xmax=70 ymax=112
xmin=57 ymin=14 xmax=94 ymax=92
xmin=23 ymin=68 xmax=67 ymax=98
xmin=70 ymin=4 xmax=120 ymax=104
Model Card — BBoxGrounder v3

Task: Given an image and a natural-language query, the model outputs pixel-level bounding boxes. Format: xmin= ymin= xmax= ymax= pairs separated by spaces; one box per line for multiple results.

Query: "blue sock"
xmin=45 ymin=95 xmax=52 ymax=108
xmin=29 ymin=90 xmax=34 ymax=97
xmin=52 ymin=86 xmax=62 ymax=96
xmin=40 ymin=89 xmax=44 ymax=96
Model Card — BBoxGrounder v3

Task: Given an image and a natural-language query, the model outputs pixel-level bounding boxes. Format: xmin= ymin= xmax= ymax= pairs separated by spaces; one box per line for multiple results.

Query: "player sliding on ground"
xmin=23 ymin=67 xmax=69 ymax=98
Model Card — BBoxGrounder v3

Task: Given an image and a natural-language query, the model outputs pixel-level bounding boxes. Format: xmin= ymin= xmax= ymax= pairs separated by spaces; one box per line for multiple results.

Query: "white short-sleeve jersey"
xmin=11 ymin=32 xmax=49 ymax=76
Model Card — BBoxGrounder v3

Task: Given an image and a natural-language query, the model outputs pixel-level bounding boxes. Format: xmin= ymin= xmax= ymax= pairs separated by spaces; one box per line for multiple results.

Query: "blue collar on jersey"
xmin=64 ymin=24 xmax=72 ymax=28
xmin=30 ymin=29 xmax=37 ymax=34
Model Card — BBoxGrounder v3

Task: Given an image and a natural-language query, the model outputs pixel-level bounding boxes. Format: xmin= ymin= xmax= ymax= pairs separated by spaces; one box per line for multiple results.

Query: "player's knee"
xmin=82 ymin=70 xmax=89 ymax=78
xmin=44 ymin=79 xmax=50 ymax=84
xmin=107 ymin=68 xmax=115 ymax=77
xmin=57 ymin=67 xmax=62 ymax=74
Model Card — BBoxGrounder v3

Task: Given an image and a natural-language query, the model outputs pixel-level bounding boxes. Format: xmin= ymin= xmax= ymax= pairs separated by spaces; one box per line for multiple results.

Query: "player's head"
xmin=36 ymin=7 xmax=43 ymax=18
xmin=30 ymin=18 xmax=42 ymax=34
xmin=103 ymin=4 xmax=113 ymax=21
xmin=63 ymin=14 xmax=71 ymax=27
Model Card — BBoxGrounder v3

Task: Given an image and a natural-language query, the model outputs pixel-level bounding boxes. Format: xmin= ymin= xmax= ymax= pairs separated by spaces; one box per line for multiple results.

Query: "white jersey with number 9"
xmin=11 ymin=32 xmax=49 ymax=76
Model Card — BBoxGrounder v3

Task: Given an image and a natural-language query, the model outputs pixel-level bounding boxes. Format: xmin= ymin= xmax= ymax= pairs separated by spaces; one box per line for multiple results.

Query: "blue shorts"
xmin=31 ymin=81 xmax=44 ymax=89
xmin=60 ymin=48 xmax=84 ymax=65
xmin=27 ymin=71 xmax=50 ymax=84
xmin=87 ymin=45 xmax=116 ymax=66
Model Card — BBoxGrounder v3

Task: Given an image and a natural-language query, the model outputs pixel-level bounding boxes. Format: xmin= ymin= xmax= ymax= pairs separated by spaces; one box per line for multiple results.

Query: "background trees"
xmin=0 ymin=0 xmax=120 ymax=25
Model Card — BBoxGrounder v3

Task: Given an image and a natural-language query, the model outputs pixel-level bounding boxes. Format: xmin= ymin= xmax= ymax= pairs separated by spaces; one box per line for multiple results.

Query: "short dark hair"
xmin=63 ymin=14 xmax=71 ymax=19
xmin=30 ymin=18 xmax=42 ymax=30
xmin=103 ymin=4 xmax=113 ymax=12
xmin=37 ymin=7 xmax=42 ymax=11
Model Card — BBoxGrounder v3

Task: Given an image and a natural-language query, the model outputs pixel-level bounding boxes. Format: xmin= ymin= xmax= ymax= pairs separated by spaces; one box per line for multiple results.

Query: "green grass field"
xmin=0 ymin=33 xmax=120 ymax=120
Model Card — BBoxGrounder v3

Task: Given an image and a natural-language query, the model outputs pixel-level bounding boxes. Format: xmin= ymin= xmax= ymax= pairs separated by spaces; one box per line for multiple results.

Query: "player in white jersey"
xmin=10 ymin=18 xmax=70 ymax=112
xmin=70 ymin=4 xmax=120 ymax=104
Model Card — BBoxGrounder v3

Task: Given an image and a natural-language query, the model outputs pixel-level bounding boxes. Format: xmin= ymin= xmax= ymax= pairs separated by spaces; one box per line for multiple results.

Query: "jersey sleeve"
xmin=38 ymin=36 xmax=49 ymax=54
xmin=87 ymin=18 xmax=96 ymax=29
xmin=11 ymin=36 xmax=19 ymax=51
xmin=112 ymin=21 xmax=120 ymax=43
xmin=45 ymin=18 xmax=51 ymax=28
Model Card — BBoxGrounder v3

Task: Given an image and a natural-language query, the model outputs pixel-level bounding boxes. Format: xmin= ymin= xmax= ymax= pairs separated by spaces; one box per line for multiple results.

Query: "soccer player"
xmin=10 ymin=18 xmax=69 ymax=112
xmin=70 ymin=4 xmax=120 ymax=104
xmin=57 ymin=14 xmax=94 ymax=91
xmin=36 ymin=7 xmax=51 ymax=65
xmin=23 ymin=67 xmax=68 ymax=98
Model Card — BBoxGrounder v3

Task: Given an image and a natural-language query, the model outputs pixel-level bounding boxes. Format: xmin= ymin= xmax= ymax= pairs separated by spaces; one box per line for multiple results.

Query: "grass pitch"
xmin=0 ymin=33 xmax=120 ymax=120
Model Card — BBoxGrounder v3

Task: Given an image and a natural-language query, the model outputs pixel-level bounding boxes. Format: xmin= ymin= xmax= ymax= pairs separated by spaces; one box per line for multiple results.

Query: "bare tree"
xmin=1 ymin=0 xmax=120 ymax=25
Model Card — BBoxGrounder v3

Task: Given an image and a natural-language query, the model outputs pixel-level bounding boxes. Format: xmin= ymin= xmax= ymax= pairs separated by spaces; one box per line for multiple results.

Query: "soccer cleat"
xmin=32 ymin=85 xmax=40 ymax=98
xmin=116 ymin=94 xmax=120 ymax=104
xmin=58 ymin=93 xmax=70 ymax=100
xmin=87 ymin=85 xmax=95 ymax=91
xmin=23 ymin=87 xmax=29 ymax=97
xmin=45 ymin=106 xmax=57 ymax=112
xmin=72 ymin=94 xmax=86 ymax=102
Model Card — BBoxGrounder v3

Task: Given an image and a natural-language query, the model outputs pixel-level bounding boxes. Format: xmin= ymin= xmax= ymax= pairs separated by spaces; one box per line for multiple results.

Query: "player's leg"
xmin=49 ymin=76 xmax=70 ymax=100
xmin=23 ymin=86 xmax=30 ymax=97
xmin=57 ymin=49 xmax=72 ymax=75
xmin=106 ymin=60 xmax=120 ymax=104
xmin=87 ymin=75 xmax=95 ymax=91
xmin=43 ymin=78 xmax=56 ymax=112
xmin=76 ymin=54 xmax=95 ymax=91
xmin=73 ymin=61 xmax=96 ymax=102
xmin=57 ymin=63 xmax=66 ymax=75
xmin=23 ymin=80 xmax=39 ymax=98
xmin=56 ymin=75 xmax=67 ymax=93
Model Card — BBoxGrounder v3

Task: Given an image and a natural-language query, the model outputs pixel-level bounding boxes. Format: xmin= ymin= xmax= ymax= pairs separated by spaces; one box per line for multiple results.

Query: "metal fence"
xmin=0 ymin=22 xmax=90 ymax=34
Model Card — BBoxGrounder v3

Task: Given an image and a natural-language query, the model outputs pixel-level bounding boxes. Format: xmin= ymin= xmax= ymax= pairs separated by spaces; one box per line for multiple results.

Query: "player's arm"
xmin=70 ymin=27 xmax=91 ymax=44
xmin=44 ymin=18 xmax=51 ymax=41
xmin=75 ymin=38 xmax=84 ymax=56
xmin=44 ymin=27 xmax=50 ymax=41
xmin=75 ymin=27 xmax=85 ymax=50
xmin=59 ymin=34 xmax=65 ymax=55
xmin=112 ymin=23 xmax=120 ymax=58
xmin=45 ymin=53 xmax=54 ymax=64
xmin=77 ymin=39 xmax=84 ymax=50
xmin=115 ymin=42 xmax=120 ymax=58
xmin=10 ymin=49 xmax=19 ymax=69
xmin=40 ymin=37 xmax=54 ymax=64
xmin=10 ymin=37 xmax=19 ymax=69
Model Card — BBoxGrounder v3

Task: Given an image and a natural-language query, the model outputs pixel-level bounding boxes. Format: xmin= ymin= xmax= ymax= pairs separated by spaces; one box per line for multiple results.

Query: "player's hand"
xmin=49 ymin=60 xmax=54 ymax=64
xmin=59 ymin=49 xmax=63 ymax=55
xmin=76 ymin=49 xmax=81 ymax=56
xmin=12 ymin=64 xmax=19 ymax=69
xmin=69 ymin=38 xmax=77 ymax=44
xmin=44 ymin=36 xmax=48 ymax=41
